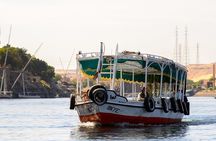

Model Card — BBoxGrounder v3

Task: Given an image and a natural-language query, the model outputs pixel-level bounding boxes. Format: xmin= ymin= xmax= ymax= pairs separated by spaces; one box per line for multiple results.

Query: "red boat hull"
xmin=79 ymin=112 xmax=182 ymax=124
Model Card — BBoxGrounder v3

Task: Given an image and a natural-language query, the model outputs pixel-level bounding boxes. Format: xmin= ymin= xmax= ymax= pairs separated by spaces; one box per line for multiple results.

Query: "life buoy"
xmin=88 ymin=84 xmax=106 ymax=101
xmin=70 ymin=94 xmax=76 ymax=110
xmin=91 ymin=88 xmax=108 ymax=105
xmin=144 ymin=97 xmax=155 ymax=112
xmin=177 ymin=99 xmax=184 ymax=113
xmin=170 ymin=97 xmax=177 ymax=113
xmin=161 ymin=98 xmax=169 ymax=113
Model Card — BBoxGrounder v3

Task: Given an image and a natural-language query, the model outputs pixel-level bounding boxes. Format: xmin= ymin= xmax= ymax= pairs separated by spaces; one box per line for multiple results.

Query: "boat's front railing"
xmin=77 ymin=52 xmax=100 ymax=59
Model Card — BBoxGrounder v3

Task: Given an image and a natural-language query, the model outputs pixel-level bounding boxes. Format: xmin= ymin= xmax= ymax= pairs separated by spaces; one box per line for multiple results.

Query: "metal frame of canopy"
xmin=76 ymin=44 xmax=187 ymax=99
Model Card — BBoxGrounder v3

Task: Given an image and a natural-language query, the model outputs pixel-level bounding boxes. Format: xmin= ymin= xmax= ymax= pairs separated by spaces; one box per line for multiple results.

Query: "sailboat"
xmin=0 ymin=48 xmax=12 ymax=98
xmin=11 ymin=44 xmax=43 ymax=98
xmin=17 ymin=72 xmax=41 ymax=98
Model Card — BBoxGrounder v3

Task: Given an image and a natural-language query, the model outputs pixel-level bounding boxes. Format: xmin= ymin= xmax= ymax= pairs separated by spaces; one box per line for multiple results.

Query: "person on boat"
xmin=177 ymin=89 xmax=183 ymax=101
xmin=81 ymin=87 xmax=89 ymax=101
xmin=169 ymin=90 xmax=175 ymax=98
xmin=138 ymin=87 xmax=147 ymax=101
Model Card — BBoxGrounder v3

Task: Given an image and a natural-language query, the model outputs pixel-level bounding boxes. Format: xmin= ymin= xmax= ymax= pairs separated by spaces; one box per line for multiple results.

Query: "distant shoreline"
xmin=193 ymin=90 xmax=216 ymax=97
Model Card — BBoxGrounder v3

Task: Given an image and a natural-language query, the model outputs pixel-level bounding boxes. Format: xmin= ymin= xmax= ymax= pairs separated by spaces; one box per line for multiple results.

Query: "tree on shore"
xmin=0 ymin=45 xmax=55 ymax=81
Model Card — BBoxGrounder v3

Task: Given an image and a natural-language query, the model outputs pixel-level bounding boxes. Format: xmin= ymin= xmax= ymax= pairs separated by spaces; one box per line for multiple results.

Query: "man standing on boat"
xmin=177 ymin=89 xmax=183 ymax=101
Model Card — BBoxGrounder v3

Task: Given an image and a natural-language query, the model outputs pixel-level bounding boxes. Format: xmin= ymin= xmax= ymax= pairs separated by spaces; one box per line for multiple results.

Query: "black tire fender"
xmin=184 ymin=95 xmax=188 ymax=103
xmin=144 ymin=97 xmax=155 ymax=112
xmin=92 ymin=88 xmax=108 ymax=105
xmin=70 ymin=94 xmax=76 ymax=110
xmin=161 ymin=98 xmax=169 ymax=113
xmin=88 ymin=84 xmax=106 ymax=101
xmin=170 ymin=97 xmax=177 ymax=113
xmin=182 ymin=101 xmax=189 ymax=115
xmin=186 ymin=102 xmax=190 ymax=115
xmin=177 ymin=99 xmax=184 ymax=113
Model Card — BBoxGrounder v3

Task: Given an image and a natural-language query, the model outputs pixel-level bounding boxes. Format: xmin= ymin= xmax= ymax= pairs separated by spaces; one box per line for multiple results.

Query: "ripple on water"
xmin=0 ymin=97 xmax=216 ymax=141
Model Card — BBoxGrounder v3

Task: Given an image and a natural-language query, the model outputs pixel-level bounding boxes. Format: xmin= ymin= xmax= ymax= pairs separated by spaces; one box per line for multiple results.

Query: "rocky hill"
xmin=0 ymin=45 xmax=65 ymax=98
xmin=187 ymin=64 xmax=215 ymax=82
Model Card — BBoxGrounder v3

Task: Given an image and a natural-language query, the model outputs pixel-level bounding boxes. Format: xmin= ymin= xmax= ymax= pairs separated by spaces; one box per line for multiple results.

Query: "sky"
xmin=0 ymin=0 xmax=216 ymax=69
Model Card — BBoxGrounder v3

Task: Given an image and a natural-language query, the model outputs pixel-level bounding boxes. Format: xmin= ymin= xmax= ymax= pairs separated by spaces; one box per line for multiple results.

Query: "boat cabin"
xmin=76 ymin=44 xmax=187 ymax=102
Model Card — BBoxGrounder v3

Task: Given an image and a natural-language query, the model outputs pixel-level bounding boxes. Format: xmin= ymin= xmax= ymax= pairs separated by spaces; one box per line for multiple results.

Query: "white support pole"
xmin=159 ymin=69 xmax=164 ymax=97
xmin=79 ymin=59 xmax=82 ymax=95
xmin=144 ymin=60 xmax=148 ymax=96
xmin=175 ymin=69 xmax=179 ymax=95
xmin=109 ymin=60 xmax=112 ymax=89
xmin=169 ymin=68 xmax=173 ymax=97
xmin=76 ymin=56 xmax=79 ymax=94
xmin=96 ymin=42 xmax=104 ymax=84
xmin=132 ymin=69 xmax=134 ymax=94
xmin=120 ymin=68 xmax=123 ymax=96
xmin=145 ymin=61 xmax=155 ymax=96
xmin=111 ymin=44 xmax=118 ymax=90
xmin=76 ymin=55 xmax=82 ymax=95
xmin=160 ymin=63 xmax=167 ymax=97
xmin=123 ymin=81 xmax=125 ymax=97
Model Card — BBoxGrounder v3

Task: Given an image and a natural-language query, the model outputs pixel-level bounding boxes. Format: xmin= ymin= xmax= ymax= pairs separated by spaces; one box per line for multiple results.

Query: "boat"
xmin=17 ymin=73 xmax=41 ymax=99
xmin=70 ymin=42 xmax=190 ymax=124
xmin=0 ymin=49 xmax=12 ymax=98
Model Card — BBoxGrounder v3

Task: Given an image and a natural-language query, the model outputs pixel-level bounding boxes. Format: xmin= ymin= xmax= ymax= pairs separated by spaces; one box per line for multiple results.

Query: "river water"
xmin=0 ymin=97 xmax=216 ymax=141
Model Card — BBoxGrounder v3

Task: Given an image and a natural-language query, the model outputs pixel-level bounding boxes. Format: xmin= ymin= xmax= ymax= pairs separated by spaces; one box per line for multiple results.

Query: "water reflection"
xmin=71 ymin=123 xmax=189 ymax=140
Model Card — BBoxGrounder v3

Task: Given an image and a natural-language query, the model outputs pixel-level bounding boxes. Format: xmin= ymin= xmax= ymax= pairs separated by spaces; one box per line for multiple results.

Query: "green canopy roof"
xmin=79 ymin=56 xmax=186 ymax=83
